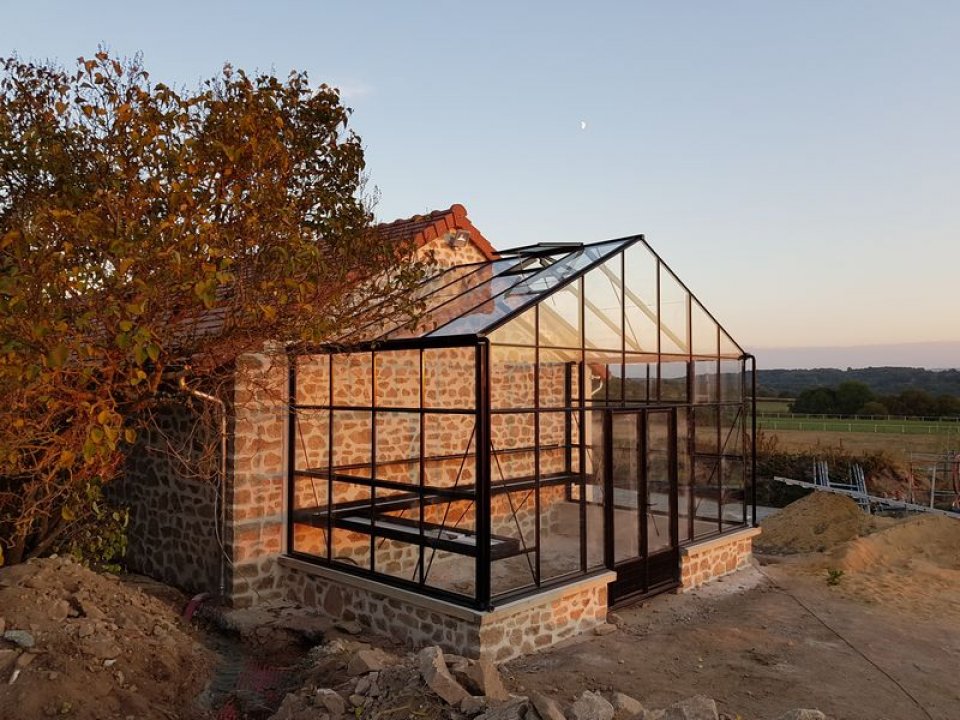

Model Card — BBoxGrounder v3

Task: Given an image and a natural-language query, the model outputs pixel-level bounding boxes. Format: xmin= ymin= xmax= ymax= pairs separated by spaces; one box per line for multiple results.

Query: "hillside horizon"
xmin=750 ymin=341 xmax=960 ymax=371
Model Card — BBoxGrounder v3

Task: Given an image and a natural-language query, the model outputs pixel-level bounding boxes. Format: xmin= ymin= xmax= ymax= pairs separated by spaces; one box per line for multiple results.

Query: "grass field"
xmin=758 ymin=415 xmax=960 ymax=436
xmin=756 ymin=409 xmax=960 ymax=462
xmin=755 ymin=398 xmax=793 ymax=413
xmin=761 ymin=428 xmax=957 ymax=460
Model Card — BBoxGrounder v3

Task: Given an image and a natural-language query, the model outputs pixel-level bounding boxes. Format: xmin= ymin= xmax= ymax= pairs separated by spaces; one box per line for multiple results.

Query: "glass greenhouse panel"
xmin=691 ymin=300 xmax=719 ymax=359
xmin=332 ymin=353 xmax=373 ymax=407
xmin=720 ymin=329 xmax=742 ymax=359
xmin=693 ymin=359 xmax=719 ymax=404
xmin=583 ymin=260 xmax=624 ymax=352
xmin=423 ymin=347 xmax=475 ymax=409
xmin=659 ymin=267 xmax=689 ymax=355
xmin=490 ymin=345 xmax=536 ymax=410
xmin=623 ymin=242 xmax=659 ymax=353
xmin=538 ymin=280 xmax=581 ymax=348
xmin=660 ymin=357 xmax=689 ymax=402
xmin=720 ymin=359 xmax=743 ymax=403
xmin=431 ymin=239 xmax=629 ymax=338
xmin=487 ymin=308 xmax=535 ymax=346
xmin=295 ymin=355 xmax=330 ymax=407
xmin=624 ymin=355 xmax=656 ymax=403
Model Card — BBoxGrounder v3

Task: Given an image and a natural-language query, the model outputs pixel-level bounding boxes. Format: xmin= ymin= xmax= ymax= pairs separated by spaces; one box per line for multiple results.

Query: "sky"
xmin=3 ymin=1 xmax=958 ymax=368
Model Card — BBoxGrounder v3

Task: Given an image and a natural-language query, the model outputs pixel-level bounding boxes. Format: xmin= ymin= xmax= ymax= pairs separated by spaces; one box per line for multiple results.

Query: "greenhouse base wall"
xmin=678 ymin=527 xmax=761 ymax=591
xmin=279 ymin=556 xmax=613 ymax=663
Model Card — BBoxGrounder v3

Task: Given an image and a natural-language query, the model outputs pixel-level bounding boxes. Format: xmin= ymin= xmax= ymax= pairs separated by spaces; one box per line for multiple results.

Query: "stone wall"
xmin=281 ymin=556 xmax=613 ymax=663
xmin=113 ymin=397 xmax=223 ymax=595
xmin=228 ymin=234 xmax=493 ymax=607
xmin=678 ymin=527 xmax=761 ymax=591
xmin=227 ymin=351 xmax=289 ymax=607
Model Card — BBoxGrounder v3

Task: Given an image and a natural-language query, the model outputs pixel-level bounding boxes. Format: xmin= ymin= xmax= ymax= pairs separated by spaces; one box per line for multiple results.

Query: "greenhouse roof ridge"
xmin=306 ymin=231 xmax=746 ymax=360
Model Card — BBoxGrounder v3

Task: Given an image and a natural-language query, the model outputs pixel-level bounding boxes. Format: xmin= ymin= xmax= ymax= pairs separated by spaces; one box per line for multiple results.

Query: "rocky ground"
xmin=2 ymin=494 xmax=958 ymax=720
xmin=0 ymin=557 xmax=214 ymax=719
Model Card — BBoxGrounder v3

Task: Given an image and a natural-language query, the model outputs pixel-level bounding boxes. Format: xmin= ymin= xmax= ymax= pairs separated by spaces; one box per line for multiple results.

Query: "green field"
xmin=758 ymin=415 xmax=960 ymax=436
xmin=755 ymin=398 xmax=793 ymax=414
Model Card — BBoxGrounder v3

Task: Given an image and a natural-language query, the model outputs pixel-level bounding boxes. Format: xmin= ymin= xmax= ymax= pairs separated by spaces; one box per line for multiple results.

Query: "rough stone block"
xmin=608 ymin=691 xmax=644 ymax=718
xmin=418 ymin=645 xmax=470 ymax=706
xmin=530 ymin=691 xmax=566 ymax=720
xmin=570 ymin=690 xmax=614 ymax=720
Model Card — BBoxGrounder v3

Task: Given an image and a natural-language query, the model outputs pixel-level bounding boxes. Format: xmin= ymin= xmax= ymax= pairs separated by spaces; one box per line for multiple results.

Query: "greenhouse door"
xmin=604 ymin=408 xmax=680 ymax=606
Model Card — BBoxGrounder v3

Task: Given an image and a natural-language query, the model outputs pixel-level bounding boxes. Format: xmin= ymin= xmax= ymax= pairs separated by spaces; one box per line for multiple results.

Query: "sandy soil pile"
xmin=0 ymin=557 xmax=214 ymax=720
xmin=814 ymin=513 xmax=960 ymax=620
xmin=755 ymin=492 xmax=888 ymax=554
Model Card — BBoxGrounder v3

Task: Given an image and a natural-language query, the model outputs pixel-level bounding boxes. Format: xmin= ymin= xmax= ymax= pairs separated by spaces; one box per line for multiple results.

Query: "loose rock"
xmin=594 ymin=624 xmax=617 ymax=636
xmin=79 ymin=636 xmax=121 ymax=661
xmin=347 ymin=648 xmax=389 ymax=676
xmin=465 ymin=658 xmax=509 ymax=702
xmin=2 ymin=629 xmax=35 ymax=648
xmin=570 ymin=690 xmax=615 ymax=720
xmin=662 ymin=695 xmax=719 ymax=720
xmin=315 ymin=688 xmax=345 ymax=716
xmin=476 ymin=697 xmax=529 ymax=720
xmin=461 ymin=695 xmax=487 ymax=715
xmin=608 ymin=691 xmax=644 ymax=718
xmin=418 ymin=646 xmax=470 ymax=706
xmin=334 ymin=620 xmax=363 ymax=636
xmin=530 ymin=690 xmax=566 ymax=720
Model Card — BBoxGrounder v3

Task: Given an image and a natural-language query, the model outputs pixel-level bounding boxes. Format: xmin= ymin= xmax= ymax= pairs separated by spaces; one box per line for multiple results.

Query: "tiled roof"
xmin=376 ymin=204 xmax=498 ymax=260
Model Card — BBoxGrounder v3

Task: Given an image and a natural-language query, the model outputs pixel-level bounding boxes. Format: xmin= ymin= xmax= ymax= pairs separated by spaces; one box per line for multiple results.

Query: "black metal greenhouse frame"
xmin=284 ymin=234 xmax=758 ymax=612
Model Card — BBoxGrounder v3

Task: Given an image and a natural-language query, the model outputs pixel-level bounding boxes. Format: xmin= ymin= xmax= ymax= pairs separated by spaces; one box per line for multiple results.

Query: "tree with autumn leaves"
xmin=0 ymin=52 xmax=428 ymax=565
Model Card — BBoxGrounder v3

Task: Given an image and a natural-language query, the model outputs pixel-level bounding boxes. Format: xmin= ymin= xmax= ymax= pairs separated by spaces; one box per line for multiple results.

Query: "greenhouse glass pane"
xmin=623 ymin=242 xmax=659 ymax=353
xmin=538 ymin=280 xmax=581 ymax=348
xmin=487 ymin=308 xmax=535 ymax=346
xmin=720 ymin=329 xmax=743 ymax=359
xmin=583 ymin=260 xmax=623 ymax=352
xmin=430 ymin=239 xmax=629 ymax=337
xmin=659 ymin=266 xmax=689 ymax=355
xmin=691 ymin=300 xmax=719 ymax=359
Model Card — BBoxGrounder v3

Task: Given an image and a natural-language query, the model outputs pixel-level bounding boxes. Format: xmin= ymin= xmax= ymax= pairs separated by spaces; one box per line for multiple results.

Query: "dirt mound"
xmin=0 ymin=557 xmax=214 ymax=720
xmin=803 ymin=513 xmax=960 ymax=621
xmin=834 ymin=514 xmax=960 ymax=574
xmin=755 ymin=491 xmax=878 ymax=554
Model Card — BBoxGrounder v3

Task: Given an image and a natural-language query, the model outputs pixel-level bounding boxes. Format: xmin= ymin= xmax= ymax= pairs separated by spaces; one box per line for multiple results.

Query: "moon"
xmin=580 ymin=120 xmax=587 ymax=130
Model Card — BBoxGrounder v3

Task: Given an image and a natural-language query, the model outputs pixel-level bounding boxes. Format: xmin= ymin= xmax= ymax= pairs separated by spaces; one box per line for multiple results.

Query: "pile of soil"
xmin=812 ymin=514 xmax=960 ymax=620
xmin=755 ymin=492 xmax=883 ymax=554
xmin=0 ymin=557 xmax=214 ymax=720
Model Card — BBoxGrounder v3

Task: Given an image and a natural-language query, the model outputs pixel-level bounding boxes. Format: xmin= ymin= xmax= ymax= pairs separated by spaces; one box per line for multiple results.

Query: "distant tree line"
xmin=789 ymin=381 xmax=960 ymax=417
xmin=757 ymin=367 xmax=960 ymax=398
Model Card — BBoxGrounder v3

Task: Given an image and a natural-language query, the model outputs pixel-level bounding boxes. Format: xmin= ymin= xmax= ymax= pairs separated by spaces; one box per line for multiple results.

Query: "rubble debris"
xmin=530 ymin=690 xmax=567 ymax=720
xmin=334 ymin=619 xmax=363 ymax=635
xmin=570 ymin=689 xmax=615 ymax=720
xmin=662 ymin=694 xmax=719 ymax=720
xmin=464 ymin=657 xmax=510 ymax=702
xmin=2 ymin=629 xmax=35 ymax=648
xmin=418 ymin=645 xmax=471 ymax=706
xmin=346 ymin=646 xmax=392 ymax=676
xmin=609 ymin=690 xmax=645 ymax=718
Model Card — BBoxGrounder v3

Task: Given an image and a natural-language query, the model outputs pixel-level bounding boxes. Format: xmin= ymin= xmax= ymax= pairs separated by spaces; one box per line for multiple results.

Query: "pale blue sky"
xmin=4 ymin=1 xmax=958 ymax=366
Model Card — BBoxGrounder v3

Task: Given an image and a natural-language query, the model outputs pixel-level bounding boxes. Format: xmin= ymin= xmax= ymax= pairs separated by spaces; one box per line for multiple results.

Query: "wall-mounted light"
xmin=446 ymin=229 xmax=471 ymax=248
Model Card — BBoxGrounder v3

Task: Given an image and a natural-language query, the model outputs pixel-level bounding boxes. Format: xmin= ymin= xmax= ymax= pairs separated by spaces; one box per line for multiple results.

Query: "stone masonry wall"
xmin=113 ymin=398 xmax=222 ymax=595
xmin=228 ymin=234 xmax=493 ymax=607
xmin=228 ymin=351 xmax=288 ymax=607
xmin=679 ymin=527 xmax=761 ymax=591
xmin=281 ymin=557 xmax=612 ymax=663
